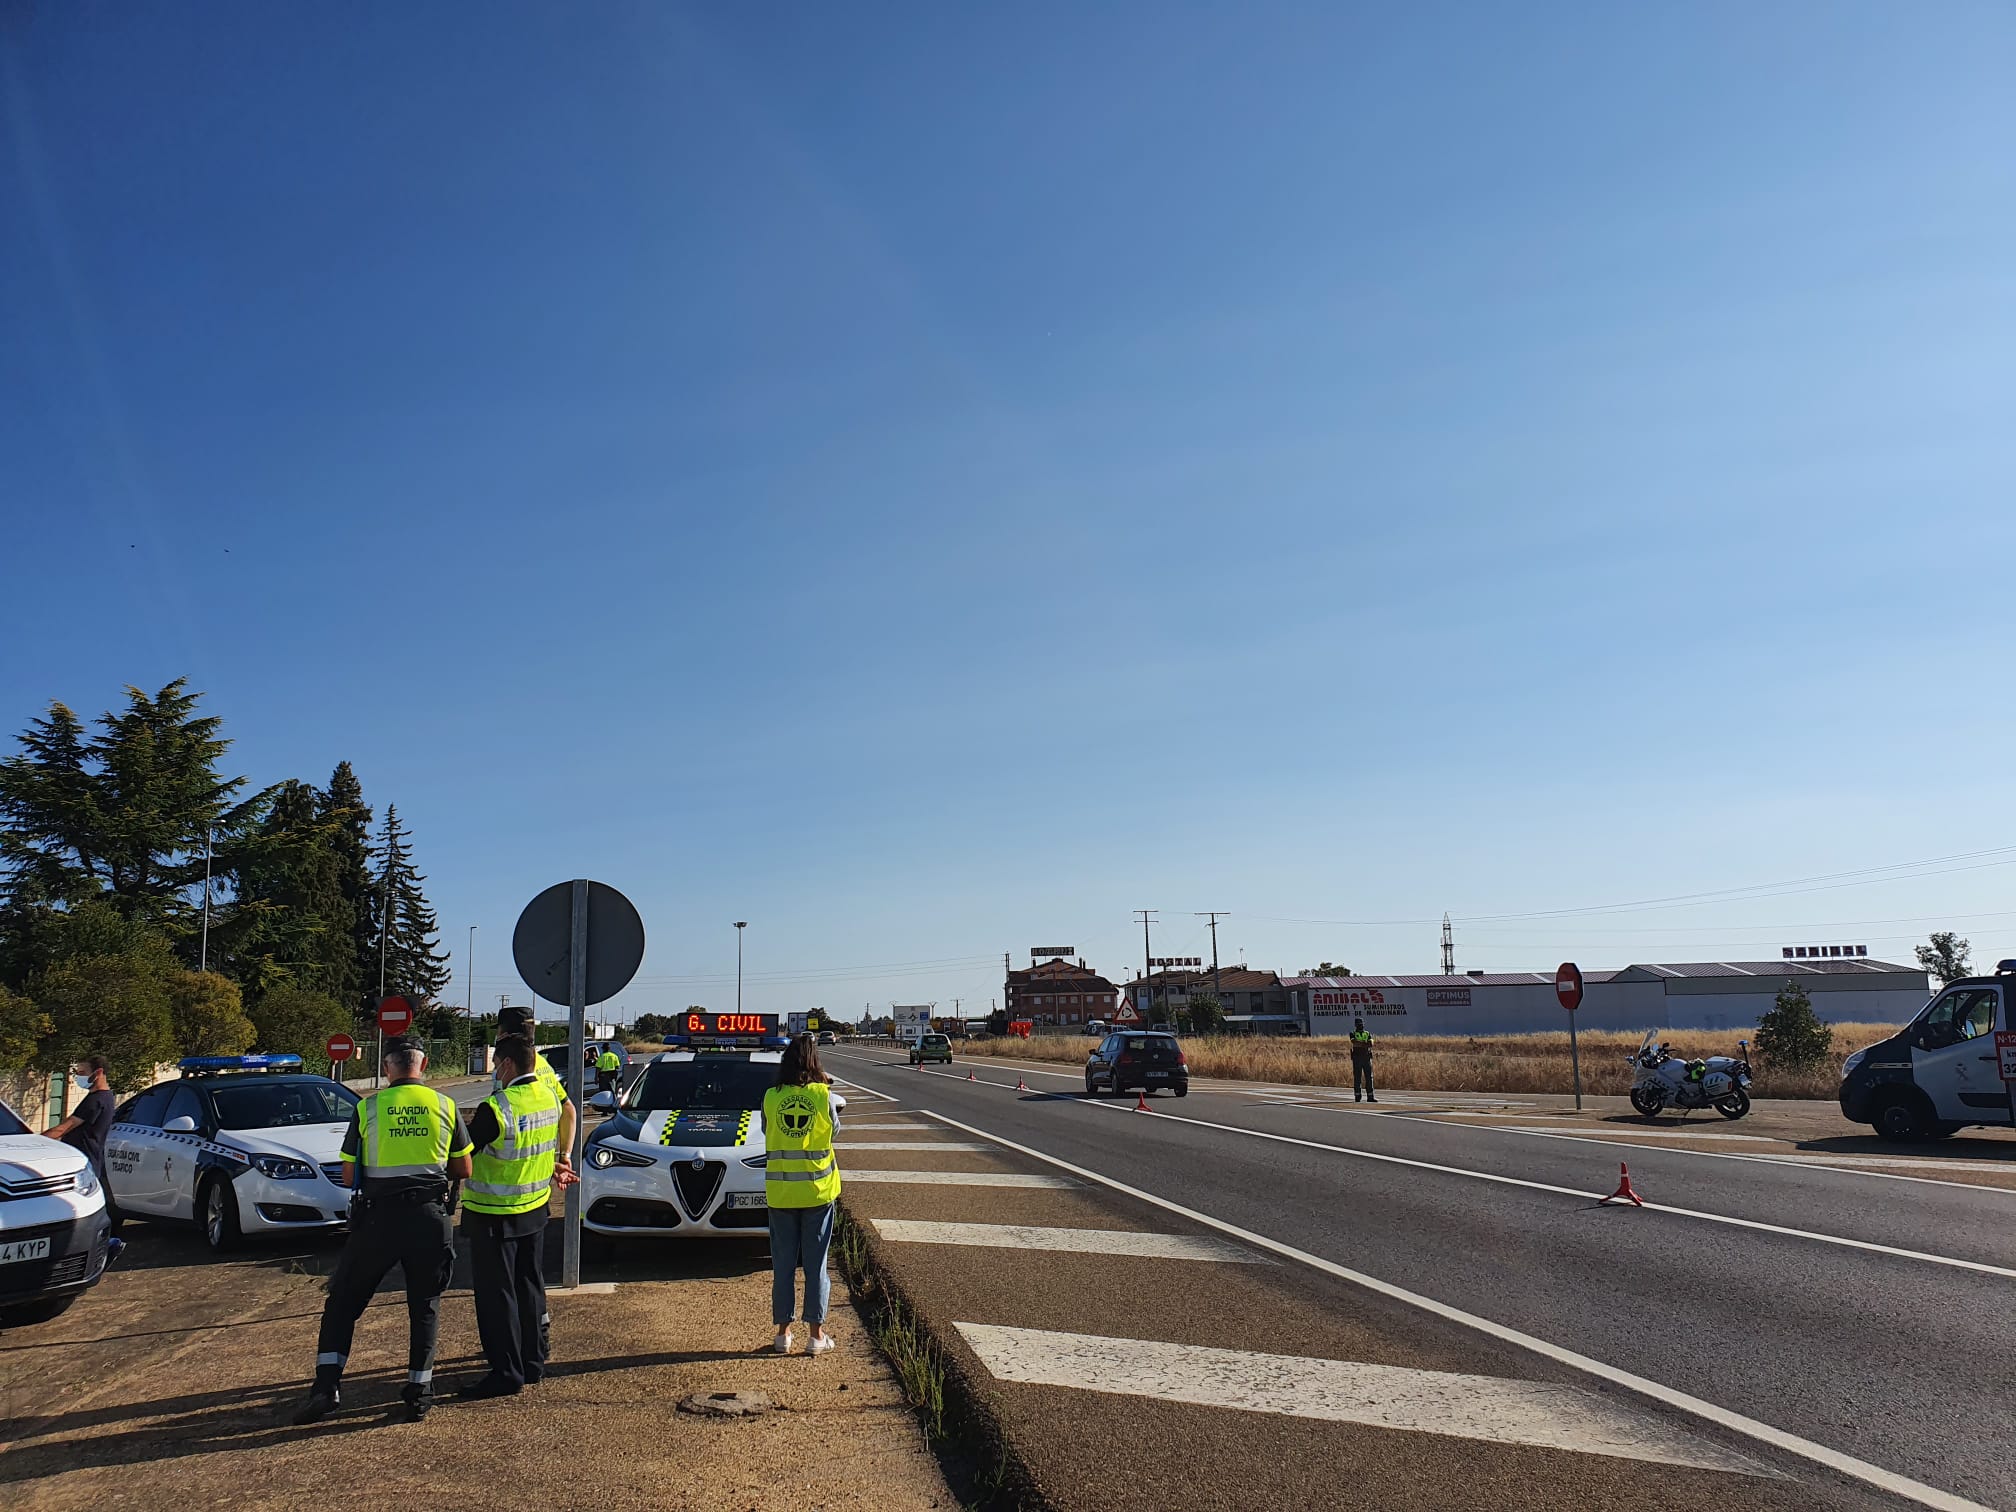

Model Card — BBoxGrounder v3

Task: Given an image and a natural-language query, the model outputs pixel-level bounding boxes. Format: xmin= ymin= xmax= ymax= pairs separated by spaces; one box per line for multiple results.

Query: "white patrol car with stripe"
xmin=582 ymin=1015 xmax=838 ymax=1240
xmin=104 ymin=1056 xmax=360 ymax=1252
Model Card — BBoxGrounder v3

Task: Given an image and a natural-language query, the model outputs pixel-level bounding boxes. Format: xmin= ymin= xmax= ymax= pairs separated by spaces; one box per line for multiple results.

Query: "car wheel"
xmin=202 ymin=1177 xmax=243 ymax=1252
xmin=1871 ymin=1092 xmax=1934 ymax=1144
xmin=1174 ymin=1084 xmax=1188 ymax=1098
xmin=0 ymin=1295 xmax=74 ymax=1327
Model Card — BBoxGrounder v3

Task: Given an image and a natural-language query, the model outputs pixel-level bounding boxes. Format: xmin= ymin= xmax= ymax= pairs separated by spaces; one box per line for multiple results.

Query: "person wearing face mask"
xmin=42 ymin=1055 xmax=123 ymax=1259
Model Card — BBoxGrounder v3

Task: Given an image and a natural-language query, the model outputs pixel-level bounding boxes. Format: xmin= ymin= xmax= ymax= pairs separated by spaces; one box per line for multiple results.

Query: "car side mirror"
xmin=589 ymin=1091 xmax=615 ymax=1112
xmin=163 ymin=1115 xmax=196 ymax=1133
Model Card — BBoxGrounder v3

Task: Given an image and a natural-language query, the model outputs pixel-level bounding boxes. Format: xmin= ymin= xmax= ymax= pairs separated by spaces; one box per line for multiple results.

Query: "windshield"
xmin=0 ymin=1102 xmax=28 ymax=1138
xmin=211 ymin=1079 xmax=359 ymax=1130
xmin=626 ymin=1058 xmax=776 ymax=1113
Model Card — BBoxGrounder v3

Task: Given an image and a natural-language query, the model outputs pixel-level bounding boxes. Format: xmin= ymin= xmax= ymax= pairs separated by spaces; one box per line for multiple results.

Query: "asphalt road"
xmin=826 ymin=1046 xmax=2016 ymax=1511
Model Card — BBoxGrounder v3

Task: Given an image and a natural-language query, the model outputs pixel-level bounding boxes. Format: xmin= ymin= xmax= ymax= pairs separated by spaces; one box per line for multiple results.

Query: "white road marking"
xmin=1752 ymin=1153 xmax=2016 ymax=1173
xmin=1073 ymin=1097 xmax=2016 ymax=1280
xmin=843 ymin=1170 xmax=1079 ymax=1188
xmin=873 ymin=1220 xmax=1261 ymax=1262
xmin=549 ymin=1282 xmax=617 ymax=1296
xmin=914 ymin=1107 xmax=1994 ymax=1512
xmin=956 ymin=1323 xmax=1763 ymax=1473
xmin=840 ymin=1121 xmax=938 ymax=1130
xmin=836 ymin=1141 xmax=991 ymax=1151
xmin=1496 ymin=1126 xmax=1778 ymax=1142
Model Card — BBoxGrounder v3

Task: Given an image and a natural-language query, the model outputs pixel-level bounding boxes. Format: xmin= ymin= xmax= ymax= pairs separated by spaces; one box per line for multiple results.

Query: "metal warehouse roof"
xmin=1629 ymin=960 xmax=1921 ymax=978
xmin=1285 ymin=960 xmax=1923 ymax=988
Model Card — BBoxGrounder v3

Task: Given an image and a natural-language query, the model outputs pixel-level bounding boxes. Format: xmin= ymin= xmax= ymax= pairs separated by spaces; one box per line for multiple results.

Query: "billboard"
xmin=1030 ymin=946 xmax=1075 ymax=959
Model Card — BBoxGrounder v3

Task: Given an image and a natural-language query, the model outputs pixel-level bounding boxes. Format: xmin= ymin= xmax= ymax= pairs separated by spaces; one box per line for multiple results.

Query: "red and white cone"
xmin=1015 ymin=1077 xmax=1028 ymax=1092
xmin=1600 ymin=1162 xmax=1644 ymax=1207
xmin=967 ymin=1070 xmax=976 ymax=1082
xmin=1134 ymin=1090 xmax=1152 ymax=1112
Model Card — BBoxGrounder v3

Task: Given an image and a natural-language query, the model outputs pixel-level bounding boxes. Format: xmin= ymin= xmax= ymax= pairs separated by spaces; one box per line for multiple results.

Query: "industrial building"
xmin=1283 ymin=958 xmax=1931 ymax=1038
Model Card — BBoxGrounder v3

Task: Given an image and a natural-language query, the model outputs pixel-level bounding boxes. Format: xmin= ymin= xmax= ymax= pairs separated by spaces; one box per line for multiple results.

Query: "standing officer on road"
xmin=1351 ymin=1018 xmax=1377 ymax=1103
xmin=494 ymin=1004 xmax=575 ymax=1361
xmin=594 ymin=1044 xmax=621 ymax=1103
xmin=293 ymin=1035 xmax=472 ymax=1425
xmin=460 ymin=1033 xmax=567 ymax=1399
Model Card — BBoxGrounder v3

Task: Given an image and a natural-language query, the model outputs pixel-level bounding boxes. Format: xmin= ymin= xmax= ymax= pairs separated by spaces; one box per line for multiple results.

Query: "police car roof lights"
xmin=177 ymin=1053 xmax=305 ymax=1076
xmin=1996 ymin=959 xmax=2016 ymax=977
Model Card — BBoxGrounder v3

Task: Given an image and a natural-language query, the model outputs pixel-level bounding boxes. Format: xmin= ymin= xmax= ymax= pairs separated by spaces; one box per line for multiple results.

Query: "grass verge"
xmin=952 ymin=1024 xmax=1903 ymax=1100
xmin=833 ymin=1204 xmax=1046 ymax=1512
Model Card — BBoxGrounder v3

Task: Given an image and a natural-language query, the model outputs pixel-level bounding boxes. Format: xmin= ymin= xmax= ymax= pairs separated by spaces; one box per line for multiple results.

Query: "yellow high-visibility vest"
xmin=762 ymin=1082 xmax=840 ymax=1208
xmin=465 ymin=1077 xmax=561 ymax=1216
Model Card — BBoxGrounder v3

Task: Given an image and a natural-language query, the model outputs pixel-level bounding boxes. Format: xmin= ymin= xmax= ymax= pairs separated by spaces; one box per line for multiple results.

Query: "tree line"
xmin=0 ymin=680 xmax=452 ymax=1089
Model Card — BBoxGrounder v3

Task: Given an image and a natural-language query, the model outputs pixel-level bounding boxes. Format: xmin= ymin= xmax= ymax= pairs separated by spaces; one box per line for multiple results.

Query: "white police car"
xmin=104 ymin=1055 xmax=360 ymax=1252
xmin=582 ymin=1015 xmax=839 ymax=1242
xmin=0 ymin=1095 xmax=111 ymax=1324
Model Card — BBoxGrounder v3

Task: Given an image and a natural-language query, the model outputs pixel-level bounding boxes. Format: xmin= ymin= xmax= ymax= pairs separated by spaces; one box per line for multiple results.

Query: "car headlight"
xmin=588 ymin=1143 xmax=655 ymax=1170
xmin=1840 ymin=1048 xmax=1867 ymax=1078
xmin=252 ymin=1154 xmax=317 ymax=1181
xmin=74 ymin=1162 xmax=99 ymax=1197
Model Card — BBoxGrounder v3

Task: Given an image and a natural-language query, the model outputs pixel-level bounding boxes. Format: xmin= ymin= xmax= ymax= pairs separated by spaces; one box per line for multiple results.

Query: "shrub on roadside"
xmin=1754 ymin=981 xmax=1834 ymax=1074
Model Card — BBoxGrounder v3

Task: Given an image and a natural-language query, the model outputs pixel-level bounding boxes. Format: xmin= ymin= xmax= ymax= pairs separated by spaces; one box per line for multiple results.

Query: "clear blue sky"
xmin=4 ymin=4 xmax=2013 ymax=1019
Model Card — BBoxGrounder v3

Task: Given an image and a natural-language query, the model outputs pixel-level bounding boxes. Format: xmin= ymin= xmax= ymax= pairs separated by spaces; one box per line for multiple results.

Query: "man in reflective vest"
xmin=1351 ymin=1018 xmax=1377 ymax=1103
xmin=595 ymin=1044 xmax=621 ymax=1101
xmin=494 ymin=1005 xmax=575 ymax=1361
xmin=460 ymin=1032 xmax=568 ymax=1398
xmin=762 ymin=1038 xmax=844 ymax=1355
xmin=293 ymin=1034 xmax=472 ymax=1424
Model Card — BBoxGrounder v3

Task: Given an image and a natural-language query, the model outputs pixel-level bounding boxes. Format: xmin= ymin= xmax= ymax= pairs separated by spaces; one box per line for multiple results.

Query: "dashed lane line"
xmin=871 ymin=1219 xmax=1264 ymax=1262
xmin=956 ymin=1323 xmax=1766 ymax=1474
xmin=911 ymin=1105 xmax=1995 ymax=1512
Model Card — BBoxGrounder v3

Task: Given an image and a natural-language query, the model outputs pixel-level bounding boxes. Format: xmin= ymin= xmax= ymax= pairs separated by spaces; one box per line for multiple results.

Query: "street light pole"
xmin=199 ymin=823 xmax=214 ymax=972
xmin=466 ymin=925 xmax=478 ymax=1017
xmin=735 ymin=921 xmax=748 ymax=1014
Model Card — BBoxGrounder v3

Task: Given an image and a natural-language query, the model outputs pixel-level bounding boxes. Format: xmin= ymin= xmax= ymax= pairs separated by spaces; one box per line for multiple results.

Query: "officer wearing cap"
xmin=492 ymin=1006 xmax=574 ymax=1359
xmin=293 ymin=1034 xmax=472 ymax=1425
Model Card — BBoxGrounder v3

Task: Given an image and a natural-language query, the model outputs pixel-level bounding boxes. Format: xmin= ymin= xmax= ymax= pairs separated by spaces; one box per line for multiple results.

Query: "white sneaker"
xmin=808 ymin=1333 xmax=836 ymax=1356
xmin=774 ymin=1329 xmax=793 ymax=1355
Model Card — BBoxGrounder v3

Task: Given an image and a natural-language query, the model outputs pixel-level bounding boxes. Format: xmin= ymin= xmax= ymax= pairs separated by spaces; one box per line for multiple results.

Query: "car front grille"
xmin=319 ymin=1163 xmax=347 ymax=1186
xmin=0 ymin=1173 xmax=76 ymax=1201
xmin=672 ymin=1161 xmax=724 ymax=1217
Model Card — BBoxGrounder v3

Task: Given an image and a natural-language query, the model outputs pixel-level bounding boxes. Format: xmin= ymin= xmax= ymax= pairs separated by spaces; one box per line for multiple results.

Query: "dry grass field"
xmin=957 ymin=1024 xmax=1905 ymax=1099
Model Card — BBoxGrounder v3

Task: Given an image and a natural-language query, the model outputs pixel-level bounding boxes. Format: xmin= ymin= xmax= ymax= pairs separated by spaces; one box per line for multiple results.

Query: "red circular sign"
xmin=377 ymin=996 xmax=415 ymax=1034
xmin=1554 ymin=962 xmax=1584 ymax=1013
xmin=326 ymin=1033 xmax=357 ymax=1061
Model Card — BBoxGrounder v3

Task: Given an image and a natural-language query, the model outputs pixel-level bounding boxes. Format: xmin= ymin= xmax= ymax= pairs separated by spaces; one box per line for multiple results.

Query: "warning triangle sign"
xmin=1113 ymin=1000 xmax=1142 ymax=1023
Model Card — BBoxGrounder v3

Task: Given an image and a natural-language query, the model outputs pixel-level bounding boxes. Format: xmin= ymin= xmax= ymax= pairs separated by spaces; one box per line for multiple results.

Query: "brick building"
xmin=1005 ymin=956 xmax=1119 ymax=1027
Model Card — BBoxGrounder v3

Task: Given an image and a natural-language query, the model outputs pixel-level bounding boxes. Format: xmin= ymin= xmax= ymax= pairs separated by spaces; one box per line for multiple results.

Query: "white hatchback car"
xmin=105 ymin=1055 xmax=359 ymax=1252
xmin=0 ymin=1097 xmax=111 ymax=1324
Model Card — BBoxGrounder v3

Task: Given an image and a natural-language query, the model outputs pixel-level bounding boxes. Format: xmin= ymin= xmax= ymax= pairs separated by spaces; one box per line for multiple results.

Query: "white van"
xmin=1839 ymin=959 xmax=2016 ymax=1140
xmin=0 ymin=1097 xmax=111 ymax=1324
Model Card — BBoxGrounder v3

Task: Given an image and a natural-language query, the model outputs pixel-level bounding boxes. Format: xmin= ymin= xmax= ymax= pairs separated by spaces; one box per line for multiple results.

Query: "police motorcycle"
xmin=1626 ymin=1030 xmax=1753 ymax=1120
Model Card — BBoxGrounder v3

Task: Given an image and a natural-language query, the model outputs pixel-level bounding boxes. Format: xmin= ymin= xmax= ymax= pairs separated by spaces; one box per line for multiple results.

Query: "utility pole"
xmin=1135 ymin=909 xmax=1157 ymax=1018
xmin=1196 ymin=911 xmax=1227 ymax=999
xmin=465 ymin=924 xmax=478 ymax=1017
xmin=199 ymin=823 xmax=214 ymax=972
xmin=734 ymin=922 xmax=748 ymax=1013
xmin=1440 ymin=913 xmax=1455 ymax=976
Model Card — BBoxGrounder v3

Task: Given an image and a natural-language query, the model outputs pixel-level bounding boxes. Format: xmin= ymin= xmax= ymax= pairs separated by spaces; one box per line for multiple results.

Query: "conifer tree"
xmin=374 ymin=805 xmax=451 ymax=1002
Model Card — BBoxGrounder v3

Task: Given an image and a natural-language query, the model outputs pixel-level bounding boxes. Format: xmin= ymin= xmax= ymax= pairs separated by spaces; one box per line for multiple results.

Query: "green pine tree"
xmin=218 ymin=779 xmax=356 ymax=1002
xmin=375 ymin=805 xmax=451 ymax=1003
xmin=319 ymin=761 xmax=376 ymax=1012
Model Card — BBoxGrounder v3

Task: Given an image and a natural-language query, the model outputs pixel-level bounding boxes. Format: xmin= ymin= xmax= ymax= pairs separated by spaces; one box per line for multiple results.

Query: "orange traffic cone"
xmin=1600 ymin=1162 xmax=1644 ymax=1207
xmin=967 ymin=1070 xmax=976 ymax=1082
xmin=1134 ymin=1090 xmax=1151 ymax=1112
xmin=1015 ymin=1077 xmax=1028 ymax=1092
xmin=913 ymin=1057 xmax=922 ymax=1071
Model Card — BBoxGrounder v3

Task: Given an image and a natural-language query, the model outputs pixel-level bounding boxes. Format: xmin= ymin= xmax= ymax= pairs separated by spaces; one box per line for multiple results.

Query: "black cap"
xmin=383 ymin=1034 xmax=425 ymax=1059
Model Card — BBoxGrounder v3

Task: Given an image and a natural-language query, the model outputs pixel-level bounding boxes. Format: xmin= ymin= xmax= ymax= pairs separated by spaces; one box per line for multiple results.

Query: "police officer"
xmin=594 ymin=1043 xmax=621 ymax=1102
xmin=1350 ymin=1017 xmax=1377 ymax=1103
xmin=494 ymin=1005 xmax=575 ymax=1357
xmin=460 ymin=1033 xmax=567 ymax=1399
xmin=293 ymin=1035 xmax=472 ymax=1425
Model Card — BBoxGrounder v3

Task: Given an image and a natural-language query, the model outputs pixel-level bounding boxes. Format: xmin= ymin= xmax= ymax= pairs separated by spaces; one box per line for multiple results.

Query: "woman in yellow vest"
xmin=762 ymin=1034 xmax=846 ymax=1355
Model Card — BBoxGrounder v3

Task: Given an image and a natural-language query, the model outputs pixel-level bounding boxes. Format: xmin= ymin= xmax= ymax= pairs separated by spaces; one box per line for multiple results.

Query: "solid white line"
xmin=1072 ymin=1098 xmax=2016 ymax=1281
xmin=916 ymin=1107 xmax=1993 ymax=1512
xmin=955 ymin=1322 xmax=1763 ymax=1474
xmin=873 ymin=1219 xmax=1262 ymax=1263
xmin=836 ymin=1141 xmax=991 ymax=1151
xmin=1495 ymin=1126 xmax=1778 ymax=1142
xmin=843 ymin=1170 xmax=1079 ymax=1189
xmin=840 ymin=1121 xmax=938 ymax=1130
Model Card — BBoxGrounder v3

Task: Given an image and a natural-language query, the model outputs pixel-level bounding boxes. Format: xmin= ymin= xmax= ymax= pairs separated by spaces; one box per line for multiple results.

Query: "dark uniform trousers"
xmin=1352 ymin=1055 xmax=1375 ymax=1099
xmin=314 ymin=1192 xmax=456 ymax=1386
xmin=468 ymin=1209 xmax=549 ymax=1386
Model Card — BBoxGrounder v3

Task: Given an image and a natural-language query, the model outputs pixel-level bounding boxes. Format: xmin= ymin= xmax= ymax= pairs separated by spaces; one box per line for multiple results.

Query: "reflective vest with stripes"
xmin=466 ymin=1076 xmax=561 ymax=1215
xmin=762 ymin=1081 xmax=840 ymax=1208
xmin=597 ymin=1050 xmax=620 ymax=1072
xmin=352 ymin=1082 xmax=463 ymax=1181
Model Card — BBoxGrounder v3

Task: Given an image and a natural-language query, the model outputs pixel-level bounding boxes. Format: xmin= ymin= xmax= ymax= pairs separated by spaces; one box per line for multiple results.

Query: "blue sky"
xmin=4 ymin=4 xmax=2013 ymax=1020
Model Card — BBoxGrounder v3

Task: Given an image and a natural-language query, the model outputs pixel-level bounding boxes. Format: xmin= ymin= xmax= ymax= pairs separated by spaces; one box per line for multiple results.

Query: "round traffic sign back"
xmin=327 ymin=1032 xmax=357 ymax=1061
xmin=377 ymin=996 xmax=415 ymax=1034
xmin=512 ymin=880 xmax=646 ymax=1007
xmin=1554 ymin=962 xmax=1584 ymax=1013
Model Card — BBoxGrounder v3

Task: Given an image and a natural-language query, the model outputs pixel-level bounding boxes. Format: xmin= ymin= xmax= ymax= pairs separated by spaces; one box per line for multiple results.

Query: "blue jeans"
xmin=769 ymin=1202 xmax=835 ymax=1327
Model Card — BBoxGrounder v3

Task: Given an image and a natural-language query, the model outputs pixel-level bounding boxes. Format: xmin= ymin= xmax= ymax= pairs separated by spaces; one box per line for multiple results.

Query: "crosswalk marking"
xmin=843 ymin=1170 xmax=1079 ymax=1188
xmin=872 ymin=1220 xmax=1261 ymax=1262
xmin=839 ymin=1121 xmax=937 ymax=1130
xmin=954 ymin=1323 xmax=1767 ymax=1473
xmin=835 ymin=1141 xmax=991 ymax=1151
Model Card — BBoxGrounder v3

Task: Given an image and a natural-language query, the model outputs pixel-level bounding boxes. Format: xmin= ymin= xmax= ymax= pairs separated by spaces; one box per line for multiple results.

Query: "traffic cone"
xmin=1134 ymin=1090 xmax=1151 ymax=1112
xmin=1600 ymin=1162 xmax=1644 ymax=1207
xmin=967 ymin=1070 xmax=976 ymax=1082
xmin=1016 ymin=1077 xmax=1028 ymax=1092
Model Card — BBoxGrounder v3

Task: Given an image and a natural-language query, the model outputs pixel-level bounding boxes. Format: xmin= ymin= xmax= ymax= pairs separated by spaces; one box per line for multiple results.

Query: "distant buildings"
xmin=1004 ymin=955 xmax=1119 ymax=1028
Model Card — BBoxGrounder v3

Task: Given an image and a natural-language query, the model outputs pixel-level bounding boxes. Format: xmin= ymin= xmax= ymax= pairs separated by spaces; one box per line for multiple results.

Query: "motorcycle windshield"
xmin=1635 ymin=1029 xmax=1660 ymax=1059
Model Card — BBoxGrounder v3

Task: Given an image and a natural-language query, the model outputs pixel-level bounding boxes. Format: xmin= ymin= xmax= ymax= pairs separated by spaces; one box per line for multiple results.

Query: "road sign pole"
xmin=1569 ymin=1014 xmax=1582 ymax=1111
xmin=564 ymin=878 xmax=588 ymax=1290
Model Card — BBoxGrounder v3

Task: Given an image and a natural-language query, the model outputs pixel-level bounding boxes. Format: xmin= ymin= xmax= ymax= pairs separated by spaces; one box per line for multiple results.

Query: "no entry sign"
xmin=377 ymin=996 xmax=415 ymax=1034
xmin=1554 ymin=963 xmax=1585 ymax=1013
xmin=326 ymin=1033 xmax=356 ymax=1062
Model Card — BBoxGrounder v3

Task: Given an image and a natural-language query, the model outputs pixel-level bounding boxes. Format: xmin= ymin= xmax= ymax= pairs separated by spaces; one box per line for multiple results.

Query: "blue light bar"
xmin=178 ymin=1053 xmax=304 ymax=1073
xmin=1996 ymin=959 xmax=2016 ymax=976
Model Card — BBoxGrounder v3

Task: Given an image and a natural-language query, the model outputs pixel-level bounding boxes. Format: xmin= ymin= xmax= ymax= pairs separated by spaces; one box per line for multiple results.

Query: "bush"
xmin=169 ymin=971 xmax=256 ymax=1057
xmin=0 ymin=984 xmax=51 ymax=1071
xmin=32 ymin=950 xmax=177 ymax=1092
xmin=1755 ymin=981 xmax=1834 ymax=1073
xmin=250 ymin=983 xmax=350 ymax=1061
xmin=1188 ymin=994 xmax=1226 ymax=1034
